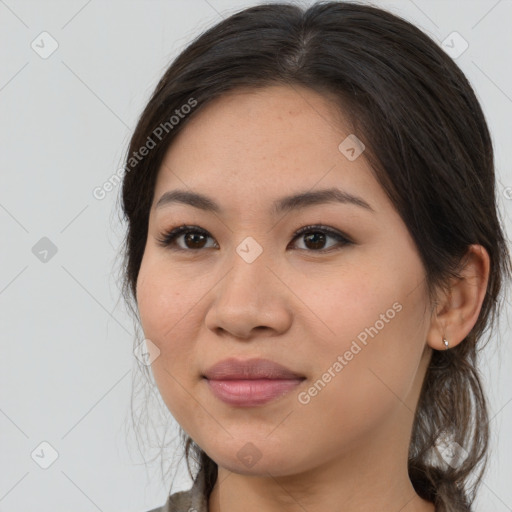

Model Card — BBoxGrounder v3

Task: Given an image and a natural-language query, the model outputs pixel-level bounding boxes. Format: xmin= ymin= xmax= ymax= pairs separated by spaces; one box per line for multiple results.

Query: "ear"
xmin=426 ymin=244 xmax=490 ymax=351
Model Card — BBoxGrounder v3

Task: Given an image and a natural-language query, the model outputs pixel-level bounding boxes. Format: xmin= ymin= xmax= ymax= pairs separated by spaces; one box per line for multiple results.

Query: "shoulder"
xmin=143 ymin=468 xmax=208 ymax=512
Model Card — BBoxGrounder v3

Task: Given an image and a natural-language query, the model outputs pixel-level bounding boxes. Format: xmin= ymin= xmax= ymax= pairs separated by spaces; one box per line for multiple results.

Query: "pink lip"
xmin=205 ymin=378 xmax=304 ymax=407
xmin=202 ymin=357 xmax=305 ymax=407
xmin=203 ymin=357 xmax=304 ymax=380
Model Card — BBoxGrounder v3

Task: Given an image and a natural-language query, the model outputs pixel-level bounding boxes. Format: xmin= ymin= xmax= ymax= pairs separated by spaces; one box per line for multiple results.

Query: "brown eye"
xmin=290 ymin=225 xmax=352 ymax=252
xmin=181 ymin=232 xmax=209 ymax=249
xmin=156 ymin=225 xmax=217 ymax=250
xmin=302 ymin=231 xmax=328 ymax=250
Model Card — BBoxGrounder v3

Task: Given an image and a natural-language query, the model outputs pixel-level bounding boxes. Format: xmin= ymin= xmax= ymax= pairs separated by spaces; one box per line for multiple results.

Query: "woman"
xmin=118 ymin=2 xmax=511 ymax=511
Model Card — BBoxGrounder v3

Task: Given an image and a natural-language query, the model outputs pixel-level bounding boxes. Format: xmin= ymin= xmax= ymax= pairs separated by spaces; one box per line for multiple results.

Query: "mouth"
xmin=202 ymin=357 xmax=306 ymax=407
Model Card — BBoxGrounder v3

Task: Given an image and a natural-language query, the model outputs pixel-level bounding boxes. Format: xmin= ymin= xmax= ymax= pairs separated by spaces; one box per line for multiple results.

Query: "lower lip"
xmin=205 ymin=378 xmax=304 ymax=407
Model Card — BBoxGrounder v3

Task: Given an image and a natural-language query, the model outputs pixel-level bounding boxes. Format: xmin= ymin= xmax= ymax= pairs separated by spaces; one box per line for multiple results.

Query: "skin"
xmin=136 ymin=84 xmax=490 ymax=512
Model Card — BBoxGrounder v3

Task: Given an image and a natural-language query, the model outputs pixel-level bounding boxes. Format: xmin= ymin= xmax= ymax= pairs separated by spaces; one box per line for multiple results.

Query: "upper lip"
xmin=203 ymin=357 xmax=305 ymax=380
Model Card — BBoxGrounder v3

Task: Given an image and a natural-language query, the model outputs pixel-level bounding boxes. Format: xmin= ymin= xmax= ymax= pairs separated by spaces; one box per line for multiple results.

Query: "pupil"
xmin=186 ymin=233 xmax=205 ymax=248
xmin=305 ymin=232 xmax=325 ymax=249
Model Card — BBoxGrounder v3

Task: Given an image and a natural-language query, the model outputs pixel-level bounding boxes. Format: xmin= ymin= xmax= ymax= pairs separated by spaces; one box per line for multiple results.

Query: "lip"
xmin=202 ymin=358 xmax=305 ymax=407
xmin=205 ymin=379 xmax=304 ymax=407
xmin=203 ymin=357 xmax=304 ymax=380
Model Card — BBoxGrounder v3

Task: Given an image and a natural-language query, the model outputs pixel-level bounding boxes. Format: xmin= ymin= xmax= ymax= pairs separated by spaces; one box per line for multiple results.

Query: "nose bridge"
xmin=223 ymin=233 xmax=274 ymax=303
xmin=205 ymin=233 xmax=292 ymax=337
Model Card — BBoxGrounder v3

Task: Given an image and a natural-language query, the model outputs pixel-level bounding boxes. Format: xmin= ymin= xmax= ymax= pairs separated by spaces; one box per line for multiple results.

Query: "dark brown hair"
xmin=117 ymin=2 xmax=511 ymax=511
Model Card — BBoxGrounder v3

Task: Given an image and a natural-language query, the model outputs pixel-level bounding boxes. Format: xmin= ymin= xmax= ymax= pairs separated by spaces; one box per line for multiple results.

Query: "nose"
xmin=204 ymin=246 xmax=293 ymax=340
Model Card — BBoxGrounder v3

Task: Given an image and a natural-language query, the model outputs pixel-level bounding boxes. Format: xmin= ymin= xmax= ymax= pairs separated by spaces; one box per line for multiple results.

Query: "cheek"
xmin=295 ymin=265 xmax=427 ymax=413
xmin=289 ymin=265 xmax=395 ymax=354
xmin=135 ymin=257 xmax=208 ymax=421
xmin=136 ymin=256 xmax=197 ymax=345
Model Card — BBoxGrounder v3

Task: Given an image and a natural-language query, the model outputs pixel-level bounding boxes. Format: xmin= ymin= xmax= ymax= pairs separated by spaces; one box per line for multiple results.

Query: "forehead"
xmin=152 ymin=84 xmax=384 ymax=216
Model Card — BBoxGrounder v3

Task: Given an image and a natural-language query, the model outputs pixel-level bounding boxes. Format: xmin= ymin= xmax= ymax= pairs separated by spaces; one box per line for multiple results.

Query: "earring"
xmin=442 ymin=338 xmax=449 ymax=350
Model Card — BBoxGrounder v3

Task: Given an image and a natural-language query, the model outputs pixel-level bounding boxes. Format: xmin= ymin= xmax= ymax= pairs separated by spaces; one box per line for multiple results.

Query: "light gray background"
xmin=1 ymin=0 xmax=511 ymax=510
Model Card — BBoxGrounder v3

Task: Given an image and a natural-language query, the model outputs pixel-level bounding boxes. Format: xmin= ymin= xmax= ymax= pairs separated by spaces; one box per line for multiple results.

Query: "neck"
xmin=207 ymin=408 xmax=435 ymax=512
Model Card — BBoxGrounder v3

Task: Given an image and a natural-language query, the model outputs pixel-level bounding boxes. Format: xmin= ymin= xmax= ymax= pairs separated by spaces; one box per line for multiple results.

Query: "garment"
xmin=146 ymin=467 xmax=208 ymax=512
xmin=145 ymin=469 xmax=446 ymax=511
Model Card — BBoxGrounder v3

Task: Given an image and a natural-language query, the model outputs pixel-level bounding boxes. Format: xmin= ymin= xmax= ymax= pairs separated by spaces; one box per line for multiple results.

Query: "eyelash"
xmin=155 ymin=224 xmax=353 ymax=253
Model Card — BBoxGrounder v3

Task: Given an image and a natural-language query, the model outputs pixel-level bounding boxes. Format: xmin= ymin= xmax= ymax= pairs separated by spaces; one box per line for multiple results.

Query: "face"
xmin=136 ymin=84 xmax=433 ymax=477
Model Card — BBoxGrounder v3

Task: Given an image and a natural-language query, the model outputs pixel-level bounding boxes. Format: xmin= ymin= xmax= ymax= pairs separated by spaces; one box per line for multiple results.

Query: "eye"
xmin=289 ymin=224 xmax=352 ymax=252
xmin=155 ymin=224 xmax=352 ymax=253
xmin=156 ymin=225 xmax=217 ymax=251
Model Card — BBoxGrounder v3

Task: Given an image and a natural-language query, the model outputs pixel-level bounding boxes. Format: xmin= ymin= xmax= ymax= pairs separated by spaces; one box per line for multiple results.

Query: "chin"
xmin=208 ymin=444 xmax=302 ymax=477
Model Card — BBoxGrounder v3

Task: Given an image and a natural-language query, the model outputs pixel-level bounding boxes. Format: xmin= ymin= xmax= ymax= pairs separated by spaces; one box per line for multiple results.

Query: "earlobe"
xmin=426 ymin=244 xmax=490 ymax=351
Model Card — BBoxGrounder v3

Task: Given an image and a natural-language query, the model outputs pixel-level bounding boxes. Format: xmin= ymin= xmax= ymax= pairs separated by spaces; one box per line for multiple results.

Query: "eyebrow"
xmin=154 ymin=187 xmax=375 ymax=215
